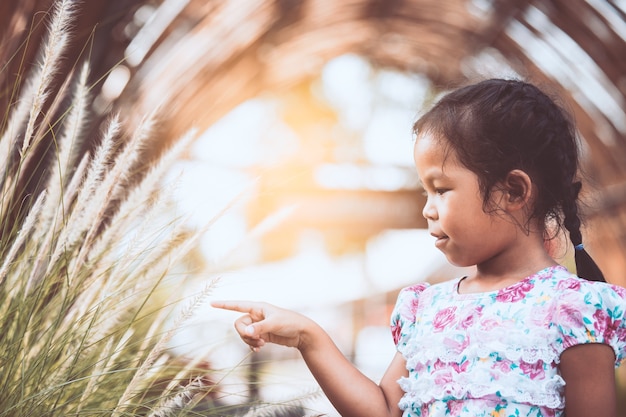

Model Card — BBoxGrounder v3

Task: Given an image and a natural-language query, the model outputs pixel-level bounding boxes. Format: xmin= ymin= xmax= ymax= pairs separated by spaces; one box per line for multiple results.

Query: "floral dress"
xmin=390 ymin=265 xmax=626 ymax=417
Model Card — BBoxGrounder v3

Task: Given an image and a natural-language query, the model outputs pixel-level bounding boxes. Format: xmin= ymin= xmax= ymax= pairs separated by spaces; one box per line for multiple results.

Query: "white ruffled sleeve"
xmin=555 ymin=278 xmax=626 ymax=366
xmin=390 ymin=283 xmax=430 ymax=349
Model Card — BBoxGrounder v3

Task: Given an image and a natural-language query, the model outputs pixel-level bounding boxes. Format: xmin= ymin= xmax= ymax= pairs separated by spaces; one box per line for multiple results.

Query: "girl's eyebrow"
xmin=420 ymin=170 xmax=447 ymax=183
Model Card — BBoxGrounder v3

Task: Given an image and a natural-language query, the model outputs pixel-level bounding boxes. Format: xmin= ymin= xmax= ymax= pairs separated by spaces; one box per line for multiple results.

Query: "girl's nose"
xmin=422 ymin=197 xmax=437 ymax=220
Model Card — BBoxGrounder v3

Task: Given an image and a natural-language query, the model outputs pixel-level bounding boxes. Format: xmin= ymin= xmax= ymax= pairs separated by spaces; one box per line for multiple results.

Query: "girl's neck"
xmin=460 ymin=262 xmax=557 ymax=294
xmin=460 ymin=238 xmax=557 ymax=294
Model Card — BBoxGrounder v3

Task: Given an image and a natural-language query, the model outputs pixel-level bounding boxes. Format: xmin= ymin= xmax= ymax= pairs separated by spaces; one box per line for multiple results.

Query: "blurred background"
xmin=2 ymin=0 xmax=626 ymax=414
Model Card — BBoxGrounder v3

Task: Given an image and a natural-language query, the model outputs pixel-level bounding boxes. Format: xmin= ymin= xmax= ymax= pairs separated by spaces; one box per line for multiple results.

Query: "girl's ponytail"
xmin=563 ymin=181 xmax=605 ymax=282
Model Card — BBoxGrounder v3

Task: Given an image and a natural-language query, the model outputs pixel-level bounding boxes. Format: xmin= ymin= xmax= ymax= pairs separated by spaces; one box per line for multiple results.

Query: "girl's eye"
xmin=421 ymin=188 xmax=448 ymax=197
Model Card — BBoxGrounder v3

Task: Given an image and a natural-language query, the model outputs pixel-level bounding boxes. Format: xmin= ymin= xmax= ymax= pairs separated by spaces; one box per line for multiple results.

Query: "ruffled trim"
xmin=398 ymin=326 xmax=565 ymax=409
xmin=397 ymin=369 xmax=565 ymax=410
xmin=399 ymin=326 xmax=561 ymax=366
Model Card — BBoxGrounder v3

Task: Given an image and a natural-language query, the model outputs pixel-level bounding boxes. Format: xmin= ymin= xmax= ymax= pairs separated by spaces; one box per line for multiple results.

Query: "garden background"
xmin=2 ymin=0 xmax=626 ymax=415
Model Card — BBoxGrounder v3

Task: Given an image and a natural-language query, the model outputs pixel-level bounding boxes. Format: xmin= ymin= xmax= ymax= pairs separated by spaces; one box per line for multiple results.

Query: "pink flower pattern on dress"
xmin=390 ymin=265 xmax=626 ymax=417
xmin=519 ymin=360 xmax=546 ymax=379
xmin=495 ymin=279 xmax=534 ymax=302
xmin=556 ymin=278 xmax=581 ymax=292
xmin=458 ymin=306 xmax=482 ymax=329
xmin=432 ymin=307 xmax=457 ymax=332
xmin=446 ymin=400 xmax=463 ymax=415
xmin=493 ymin=358 xmax=513 ymax=374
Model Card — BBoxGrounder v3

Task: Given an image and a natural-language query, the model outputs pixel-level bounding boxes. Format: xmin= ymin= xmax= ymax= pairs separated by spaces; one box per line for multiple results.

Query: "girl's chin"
xmin=441 ymin=250 xmax=476 ymax=268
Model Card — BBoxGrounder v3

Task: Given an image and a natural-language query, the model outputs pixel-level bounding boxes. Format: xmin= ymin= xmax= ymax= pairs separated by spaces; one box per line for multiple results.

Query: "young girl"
xmin=212 ymin=79 xmax=626 ymax=417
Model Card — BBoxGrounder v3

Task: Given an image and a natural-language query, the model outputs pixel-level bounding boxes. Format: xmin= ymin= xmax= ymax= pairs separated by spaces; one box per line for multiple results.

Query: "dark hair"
xmin=413 ymin=78 xmax=605 ymax=282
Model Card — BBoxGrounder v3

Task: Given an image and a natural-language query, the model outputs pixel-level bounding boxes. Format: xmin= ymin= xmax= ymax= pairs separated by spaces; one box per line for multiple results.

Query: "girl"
xmin=212 ymin=79 xmax=626 ymax=417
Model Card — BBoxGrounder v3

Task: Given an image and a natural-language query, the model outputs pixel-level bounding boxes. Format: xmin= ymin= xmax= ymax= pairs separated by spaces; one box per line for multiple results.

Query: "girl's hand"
xmin=213 ymin=300 xmax=406 ymax=417
xmin=210 ymin=300 xmax=317 ymax=352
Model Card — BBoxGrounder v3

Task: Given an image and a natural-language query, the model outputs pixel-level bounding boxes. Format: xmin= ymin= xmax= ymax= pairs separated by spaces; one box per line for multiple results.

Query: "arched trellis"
xmin=2 ymin=0 xmax=625 ymax=283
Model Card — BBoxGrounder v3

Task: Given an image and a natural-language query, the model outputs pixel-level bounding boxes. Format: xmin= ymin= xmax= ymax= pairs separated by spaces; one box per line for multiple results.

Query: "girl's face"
xmin=414 ymin=133 xmax=518 ymax=267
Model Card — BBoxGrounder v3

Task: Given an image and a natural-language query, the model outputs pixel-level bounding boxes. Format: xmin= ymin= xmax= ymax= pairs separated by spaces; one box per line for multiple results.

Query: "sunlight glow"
xmin=172 ymin=53 xmax=440 ymax=308
xmin=194 ymin=99 xmax=299 ymax=167
xmin=100 ymin=65 xmax=130 ymax=101
xmin=314 ymin=163 xmax=417 ymax=191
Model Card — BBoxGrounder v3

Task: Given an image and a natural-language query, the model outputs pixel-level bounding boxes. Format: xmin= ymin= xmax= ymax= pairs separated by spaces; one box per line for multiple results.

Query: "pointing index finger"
xmin=210 ymin=300 xmax=261 ymax=314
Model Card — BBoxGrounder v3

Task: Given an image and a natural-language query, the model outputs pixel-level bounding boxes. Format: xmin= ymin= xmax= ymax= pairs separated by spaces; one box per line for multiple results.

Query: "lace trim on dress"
xmin=397 ymin=370 xmax=565 ymax=409
xmin=399 ymin=326 xmax=561 ymax=365
xmin=397 ymin=325 xmax=565 ymax=409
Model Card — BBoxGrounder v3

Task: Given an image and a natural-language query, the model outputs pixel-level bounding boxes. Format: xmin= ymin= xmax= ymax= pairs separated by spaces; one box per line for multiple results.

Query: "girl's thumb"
xmin=244 ymin=320 xmax=269 ymax=337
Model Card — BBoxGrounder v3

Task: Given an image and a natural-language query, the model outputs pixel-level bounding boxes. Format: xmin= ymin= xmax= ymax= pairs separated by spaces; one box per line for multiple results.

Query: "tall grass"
xmin=0 ymin=1 xmax=220 ymax=415
xmin=0 ymin=1 xmax=326 ymax=415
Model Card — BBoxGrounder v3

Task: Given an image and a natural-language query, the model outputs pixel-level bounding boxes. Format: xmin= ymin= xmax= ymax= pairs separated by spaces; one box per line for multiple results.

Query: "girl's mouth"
xmin=431 ymin=233 xmax=449 ymax=248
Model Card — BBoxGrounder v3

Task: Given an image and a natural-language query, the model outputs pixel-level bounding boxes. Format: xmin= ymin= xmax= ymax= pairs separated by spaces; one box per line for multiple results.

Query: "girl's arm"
xmin=211 ymin=300 xmax=406 ymax=417
xmin=560 ymin=343 xmax=617 ymax=417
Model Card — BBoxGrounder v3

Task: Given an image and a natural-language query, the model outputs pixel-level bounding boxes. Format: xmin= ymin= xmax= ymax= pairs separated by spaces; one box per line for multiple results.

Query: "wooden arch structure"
xmin=2 ymin=0 xmax=626 ymax=283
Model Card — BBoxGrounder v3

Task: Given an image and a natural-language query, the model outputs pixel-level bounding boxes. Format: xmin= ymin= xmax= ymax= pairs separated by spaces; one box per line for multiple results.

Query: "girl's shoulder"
xmin=391 ymin=279 xmax=457 ymax=325
xmin=397 ymin=277 xmax=460 ymax=297
xmin=391 ymin=281 xmax=437 ymax=345
xmin=397 ymin=281 xmax=431 ymax=298
xmin=541 ymin=265 xmax=626 ymax=302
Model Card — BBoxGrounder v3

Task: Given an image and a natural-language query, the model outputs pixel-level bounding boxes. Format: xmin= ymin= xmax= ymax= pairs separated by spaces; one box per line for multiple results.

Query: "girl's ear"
xmin=503 ymin=169 xmax=533 ymax=210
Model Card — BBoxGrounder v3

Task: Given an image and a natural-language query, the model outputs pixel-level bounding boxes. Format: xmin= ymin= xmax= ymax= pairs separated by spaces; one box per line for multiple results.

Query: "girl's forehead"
xmin=414 ymin=131 xmax=439 ymax=149
xmin=414 ymin=133 xmax=465 ymax=173
xmin=414 ymin=133 xmax=453 ymax=160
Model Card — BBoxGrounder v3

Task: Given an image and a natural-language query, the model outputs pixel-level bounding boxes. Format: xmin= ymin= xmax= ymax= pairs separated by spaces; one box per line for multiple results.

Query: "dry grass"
xmin=0 ymin=1 xmax=325 ymax=415
xmin=0 ymin=1 xmax=221 ymax=415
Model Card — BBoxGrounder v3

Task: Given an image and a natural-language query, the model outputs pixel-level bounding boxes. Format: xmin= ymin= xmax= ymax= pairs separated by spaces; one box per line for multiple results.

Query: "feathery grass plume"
xmin=113 ymin=280 xmax=214 ymax=415
xmin=65 ymin=110 xmax=158 ymax=280
xmin=46 ymin=114 xmax=121 ymax=274
xmin=0 ymin=190 xmax=46 ymax=287
xmin=237 ymin=388 xmax=325 ymax=417
xmin=86 ymin=128 xmax=197 ymax=274
xmin=26 ymin=152 xmax=90 ymax=289
xmin=0 ymin=1 xmax=75 ymax=216
xmin=147 ymin=375 xmax=210 ymax=417
xmin=108 ymin=109 xmax=161 ymax=203
xmin=38 ymin=62 xmax=91 ymax=231
xmin=20 ymin=0 xmax=74 ymax=157
xmin=0 ymin=4 xmax=61 ymax=181
xmin=0 ymin=0 xmax=76 ymax=256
